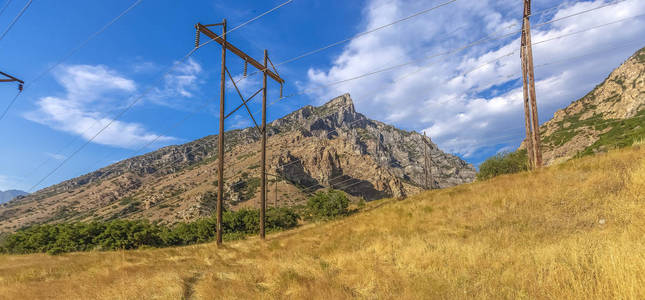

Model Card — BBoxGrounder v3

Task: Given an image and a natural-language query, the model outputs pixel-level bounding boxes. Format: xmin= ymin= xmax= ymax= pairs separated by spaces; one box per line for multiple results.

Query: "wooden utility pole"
xmin=521 ymin=0 xmax=543 ymax=168
xmin=520 ymin=32 xmax=535 ymax=169
xmin=260 ymin=49 xmax=268 ymax=240
xmin=217 ymin=19 xmax=227 ymax=246
xmin=195 ymin=20 xmax=284 ymax=244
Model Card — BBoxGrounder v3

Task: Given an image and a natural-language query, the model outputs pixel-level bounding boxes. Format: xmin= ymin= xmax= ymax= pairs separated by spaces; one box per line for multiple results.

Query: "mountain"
xmin=0 ymin=190 xmax=27 ymax=204
xmin=0 ymin=94 xmax=475 ymax=231
xmin=535 ymin=46 xmax=645 ymax=165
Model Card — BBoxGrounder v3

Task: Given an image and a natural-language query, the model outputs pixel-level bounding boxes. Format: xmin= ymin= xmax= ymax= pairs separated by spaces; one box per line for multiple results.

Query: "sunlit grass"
xmin=1 ymin=146 xmax=645 ymax=299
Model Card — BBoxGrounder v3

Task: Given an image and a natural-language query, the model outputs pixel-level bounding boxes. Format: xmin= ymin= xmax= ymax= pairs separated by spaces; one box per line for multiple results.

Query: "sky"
xmin=0 ymin=0 xmax=644 ymax=192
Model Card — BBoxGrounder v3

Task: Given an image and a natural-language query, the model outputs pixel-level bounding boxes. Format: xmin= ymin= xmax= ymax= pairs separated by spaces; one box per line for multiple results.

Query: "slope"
xmin=537 ymin=46 xmax=645 ymax=165
xmin=1 ymin=146 xmax=644 ymax=299
xmin=0 ymin=94 xmax=475 ymax=231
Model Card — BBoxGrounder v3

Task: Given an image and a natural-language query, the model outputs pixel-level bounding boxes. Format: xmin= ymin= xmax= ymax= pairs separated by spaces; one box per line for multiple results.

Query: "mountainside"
xmin=0 ymin=190 xmax=27 ymax=205
xmin=536 ymin=46 xmax=645 ymax=165
xmin=0 ymin=94 xmax=475 ymax=231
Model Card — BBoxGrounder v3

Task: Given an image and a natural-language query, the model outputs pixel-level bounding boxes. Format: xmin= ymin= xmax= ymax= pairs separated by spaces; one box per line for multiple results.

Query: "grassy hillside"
xmin=1 ymin=147 xmax=645 ymax=299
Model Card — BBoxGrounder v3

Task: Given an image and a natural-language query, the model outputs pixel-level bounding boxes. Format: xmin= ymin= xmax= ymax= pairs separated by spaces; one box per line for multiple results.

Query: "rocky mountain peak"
xmin=0 ymin=93 xmax=475 ymax=231
xmin=319 ymin=93 xmax=355 ymax=113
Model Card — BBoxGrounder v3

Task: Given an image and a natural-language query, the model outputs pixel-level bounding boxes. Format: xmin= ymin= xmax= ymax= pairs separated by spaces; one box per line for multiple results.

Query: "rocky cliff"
xmin=530 ymin=46 xmax=645 ymax=165
xmin=0 ymin=94 xmax=475 ymax=231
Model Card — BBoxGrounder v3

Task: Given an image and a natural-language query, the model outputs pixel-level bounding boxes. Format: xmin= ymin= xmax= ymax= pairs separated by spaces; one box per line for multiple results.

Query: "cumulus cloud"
xmin=147 ymin=58 xmax=205 ymax=109
xmin=305 ymin=0 xmax=645 ymax=160
xmin=25 ymin=64 xmax=175 ymax=149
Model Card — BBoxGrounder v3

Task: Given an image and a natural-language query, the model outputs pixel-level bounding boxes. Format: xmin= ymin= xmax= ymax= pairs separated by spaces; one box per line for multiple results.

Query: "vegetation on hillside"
xmin=1 ymin=146 xmax=644 ymax=298
xmin=0 ymin=207 xmax=300 ymax=255
xmin=304 ymin=190 xmax=350 ymax=220
xmin=476 ymin=149 xmax=529 ymax=180
xmin=576 ymin=110 xmax=645 ymax=157
xmin=0 ymin=190 xmax=351 ymax=255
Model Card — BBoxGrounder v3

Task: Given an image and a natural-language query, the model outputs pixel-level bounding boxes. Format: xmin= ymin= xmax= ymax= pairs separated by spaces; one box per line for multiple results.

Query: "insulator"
xmin=280 ymin=83 xmax=283 ymax=98
xmin=243 ymin=61 xmax=248 ymax=77
xmin=194 ymin=29 xmax=200 ymax=48
xmin=18 ymin=83 xmax=23 ymax=92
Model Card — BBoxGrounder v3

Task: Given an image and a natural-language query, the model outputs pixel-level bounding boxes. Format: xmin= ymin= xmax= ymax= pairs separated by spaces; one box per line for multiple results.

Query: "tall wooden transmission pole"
xmin=195 ymin=20 xmax=284 ymax=244
xmin=521 ymin=0 xmax=543 ymax=168
xmin=520 ymin=32 xmax=535 ymax=169
xmin=217 ymin=19 xmax=227 ymax=246
xmin=260 ymin=50 xmax=268 ymax=240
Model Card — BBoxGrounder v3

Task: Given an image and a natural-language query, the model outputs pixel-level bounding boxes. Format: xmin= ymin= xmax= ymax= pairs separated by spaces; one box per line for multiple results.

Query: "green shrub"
xmin=0 ymin=207 xmax=300 ymax=255
xmin=305 ymin=190 xmax=350 ymax=220
xmin=477 ymin=150 xmax=529 ymax=181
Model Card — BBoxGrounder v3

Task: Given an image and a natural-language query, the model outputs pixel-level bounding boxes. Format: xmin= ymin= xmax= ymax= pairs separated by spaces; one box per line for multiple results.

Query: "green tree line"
xmin=0 ymin=190 xmax=352 ymax=255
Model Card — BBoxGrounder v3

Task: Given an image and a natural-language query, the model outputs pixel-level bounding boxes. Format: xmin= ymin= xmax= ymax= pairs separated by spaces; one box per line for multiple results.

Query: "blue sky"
xmin=1 ymin=0 xmax=644 ymax=191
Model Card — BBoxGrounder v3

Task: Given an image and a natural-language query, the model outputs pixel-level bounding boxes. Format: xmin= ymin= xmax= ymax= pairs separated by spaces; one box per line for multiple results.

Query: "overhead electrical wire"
xmin=28 ymin=0 xmax=637 ymax=191
xmin=81 ymin=17 xmax=645 ymax=196
xmin=235 ymin=0 xmax=573 ymax=86
xmin=0 ymin=0 xmax=13 ymax=19
xmin=0 ymin=0 xmax=143 ymax=124
xmin=26 ymin=0 xmax=295 ymax=192
xmin=0 ymin=0 xmax=31 ymax=43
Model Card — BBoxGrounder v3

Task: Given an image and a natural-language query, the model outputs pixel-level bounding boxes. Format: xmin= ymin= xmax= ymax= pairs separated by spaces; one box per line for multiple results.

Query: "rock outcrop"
xmin=525 ymin=46 xmax=645 ymax=165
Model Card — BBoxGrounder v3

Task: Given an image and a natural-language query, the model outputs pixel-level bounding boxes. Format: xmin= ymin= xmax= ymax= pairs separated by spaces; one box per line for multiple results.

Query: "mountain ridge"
xmin=0 ymin=94 xmax=475 ymax=231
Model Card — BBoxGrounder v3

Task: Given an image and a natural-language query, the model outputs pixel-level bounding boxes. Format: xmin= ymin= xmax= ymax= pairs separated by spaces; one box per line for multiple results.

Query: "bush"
xmin=0 ymin=207 xmax=300 ymax=255
xmin=305 ymin=190 xmax=350 ymax=220
xmin=477 ymin=150 xmax=529 ymax=181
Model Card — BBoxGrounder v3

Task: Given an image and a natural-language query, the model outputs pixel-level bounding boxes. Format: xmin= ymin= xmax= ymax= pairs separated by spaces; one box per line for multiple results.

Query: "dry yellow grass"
xmin=1 ymin=146 xmax=645 ymax=299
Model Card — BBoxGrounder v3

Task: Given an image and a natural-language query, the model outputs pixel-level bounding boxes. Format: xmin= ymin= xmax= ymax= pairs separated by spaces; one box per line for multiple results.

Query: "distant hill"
xmin=532 ymin=46 xmax=645 ymax=165
xmin=0 ymin=190 xmax=27 ymax=204
xmin=0 ymin=94 xmax=475 ymax=231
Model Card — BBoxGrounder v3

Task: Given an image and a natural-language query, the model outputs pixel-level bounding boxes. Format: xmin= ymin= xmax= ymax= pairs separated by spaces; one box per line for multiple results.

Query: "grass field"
xmin=1 ymin=146 xmax=645 ymax=299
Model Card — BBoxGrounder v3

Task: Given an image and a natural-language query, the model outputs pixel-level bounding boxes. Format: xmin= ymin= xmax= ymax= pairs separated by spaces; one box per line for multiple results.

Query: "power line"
xmin=22 ymin=0 xmax=612 ymax=182
xmin=0 ymin=0 xmax=31 ymax=43
xmin=236 ymin=0 xmax=459 ymax=82
xmin=235 ymin=0 xmax=617 ymax=87
xmin=26 ymin=1 xmax=295 ymax=192
xmin=0 ymin=0 xmax=13 ymax=18
xmin=0 ymin=0 xmax=144 ymax=124
xmin=394 ymin=0 xmax=631 ymax=82
xmin=26 ymin=0 xmax=144 ymax=88
xmin=28 ymin=0 xmax=640 ymax=192
xmin=0 ymin=90 xmax=19 ymax=121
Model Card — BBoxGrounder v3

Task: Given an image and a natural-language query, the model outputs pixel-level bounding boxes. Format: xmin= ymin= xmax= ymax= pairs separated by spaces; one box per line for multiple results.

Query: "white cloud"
xmin=147 ymin=58 xmax=206 ymax=110
xmin=44 ymin=152 xmax=66 ymax=160
xmin=305 ymin=0 xmax=645 ymax=159
xmin=25 ymin=64 xmax=175 ymax=149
